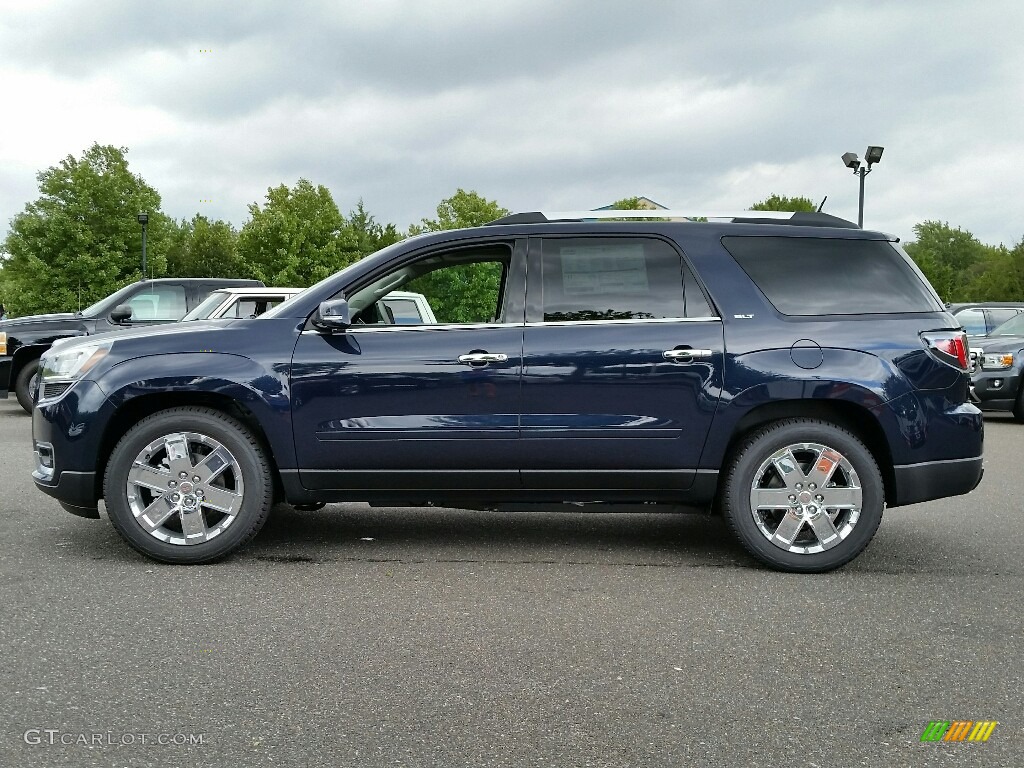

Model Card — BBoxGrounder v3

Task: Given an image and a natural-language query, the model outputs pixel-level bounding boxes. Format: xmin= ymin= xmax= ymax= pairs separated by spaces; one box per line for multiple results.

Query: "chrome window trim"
xmin=300 ymin=322 xmax=523 ymax=335
xmin=299 ymin=316 xmax=721 ymax=335
xmin=526 ymin=316 xmax=721 ymax=328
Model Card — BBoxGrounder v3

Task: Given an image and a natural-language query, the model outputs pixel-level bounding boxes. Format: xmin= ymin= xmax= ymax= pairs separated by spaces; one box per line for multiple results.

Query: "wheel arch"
xmin=10 ymin=343 xmax=47 ymax=383
xmin=717 ymin=399 xmax=896 ymax=506
xmin=93 ymin=392 xmax=285 ymax=503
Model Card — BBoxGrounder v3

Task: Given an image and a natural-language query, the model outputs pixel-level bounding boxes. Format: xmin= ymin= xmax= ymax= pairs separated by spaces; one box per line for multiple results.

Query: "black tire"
xmin=1012 ymin=386 xmax=1024 ymax=423
xmin=103 ymin=407 xmax=274 ymax=564
xmin=14 ymin=359 xmax=39 ymax=413
xmin=721 ymin=418 xmax=884 ymax=573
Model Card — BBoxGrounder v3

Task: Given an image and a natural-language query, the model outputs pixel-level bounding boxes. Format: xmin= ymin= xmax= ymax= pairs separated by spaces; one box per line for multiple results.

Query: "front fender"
xmin=92 ymin=352 xmax=296 ymax=468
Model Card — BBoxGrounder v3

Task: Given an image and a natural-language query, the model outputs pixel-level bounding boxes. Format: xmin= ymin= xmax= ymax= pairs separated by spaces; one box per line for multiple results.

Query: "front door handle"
xmin=458 ymin=352 xmax=509 ymax=366
xmin=663 ymin=348 xmax=713 ymax=362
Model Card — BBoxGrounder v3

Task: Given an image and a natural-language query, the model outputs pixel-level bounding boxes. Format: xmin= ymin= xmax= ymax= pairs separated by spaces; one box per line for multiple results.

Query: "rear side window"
xmin=721 ymin=237 xmax=941 ymax=316
xmin=539 ymin=237 xmax=713 ymax=321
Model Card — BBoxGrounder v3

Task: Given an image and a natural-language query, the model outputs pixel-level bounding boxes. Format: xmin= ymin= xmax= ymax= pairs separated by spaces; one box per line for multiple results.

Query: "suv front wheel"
xmin=103 ymin=407 xmax=274 ymax=564
xmin=722 ymin=419 xmax=884 ymax=573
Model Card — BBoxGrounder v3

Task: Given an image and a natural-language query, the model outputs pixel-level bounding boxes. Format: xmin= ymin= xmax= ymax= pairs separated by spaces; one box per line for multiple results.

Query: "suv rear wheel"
xmin=722 ymin=419 xmax=884 ymax=573
xmin=103 ymin=407 xmax=273 ymax=564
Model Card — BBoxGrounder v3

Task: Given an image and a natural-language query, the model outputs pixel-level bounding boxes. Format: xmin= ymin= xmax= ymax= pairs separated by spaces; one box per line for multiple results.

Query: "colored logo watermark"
xmin=920 ymin=720 xmax=997 ymax=742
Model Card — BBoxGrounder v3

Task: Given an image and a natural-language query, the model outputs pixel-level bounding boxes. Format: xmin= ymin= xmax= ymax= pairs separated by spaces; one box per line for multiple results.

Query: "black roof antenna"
xmin=817 ymin=195 xmax=828 ymax=212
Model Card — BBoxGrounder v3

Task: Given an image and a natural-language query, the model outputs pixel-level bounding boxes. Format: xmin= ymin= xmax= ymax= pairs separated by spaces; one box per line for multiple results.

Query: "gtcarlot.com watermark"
xmin=24 ymin=729 xmax=205 ymax=747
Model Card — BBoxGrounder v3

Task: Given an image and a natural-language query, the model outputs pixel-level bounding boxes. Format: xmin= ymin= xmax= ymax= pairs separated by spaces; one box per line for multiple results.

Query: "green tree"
xmin=966 ymin=237 xmax=1024 ymax=301
xmin=610 ymin=196 xmax=644 ymax=210
xmin=750 ymin=194 xmax=818 ymax=212
xmin=408 ymin=188 xmax=509 ymax=234
xmin=166 ymin=215 xmax=249 ymax=279
xmin=1 ymin=143 xmax=172 ymax=315
xmin=238 ymin=179 xmax=355 ymax=287
xmin=345 ymin=199 xmax=403 ymax=259
xmin=406 ymin=190 xmax=509 ymax=323
xmin=904 ymin=221 xmax=988 ymax=302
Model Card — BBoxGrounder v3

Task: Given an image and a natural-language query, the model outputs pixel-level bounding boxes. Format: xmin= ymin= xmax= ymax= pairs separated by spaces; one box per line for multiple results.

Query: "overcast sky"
xmin=0 ymin=0 xmax=1020 ymax=247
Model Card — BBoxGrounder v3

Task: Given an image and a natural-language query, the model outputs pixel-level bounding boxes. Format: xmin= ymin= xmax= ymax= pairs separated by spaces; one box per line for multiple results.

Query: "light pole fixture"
xmin=137 ymin=212 xmax=149 ymax=279
xmin=841 ymin=146 xmax=884 ymax=227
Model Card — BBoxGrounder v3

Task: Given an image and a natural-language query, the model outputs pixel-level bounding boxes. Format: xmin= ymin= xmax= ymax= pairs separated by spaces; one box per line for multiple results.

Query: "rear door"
xmin=519 ymin=235 xmax=724 ymax=496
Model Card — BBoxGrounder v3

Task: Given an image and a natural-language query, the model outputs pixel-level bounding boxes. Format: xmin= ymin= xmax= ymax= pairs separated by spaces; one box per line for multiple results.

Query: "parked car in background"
xmin=948 ymin=302 xmax=1024 ymax=337
xmin=968 ymin=312 xmax=1024 ymax=419
xmin=0 ymin=277 xmax=262 ymax=412
xmin=182 ymin=287 xmax=305 ymax=321
xmin=30 ymin=210 xmax=983 ymax=572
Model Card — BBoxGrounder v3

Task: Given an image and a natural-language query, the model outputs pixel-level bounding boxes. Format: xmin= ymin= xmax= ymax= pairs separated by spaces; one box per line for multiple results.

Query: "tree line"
xmin=0 ymin=144 xmax=1021 ymax=317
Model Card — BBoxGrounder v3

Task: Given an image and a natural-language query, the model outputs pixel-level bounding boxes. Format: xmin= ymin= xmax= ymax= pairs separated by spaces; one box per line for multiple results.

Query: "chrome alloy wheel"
xmin=126 ymin=431 xmax=245 ymax=546
xmin=748 ymin=442 xmax=862 ymax=555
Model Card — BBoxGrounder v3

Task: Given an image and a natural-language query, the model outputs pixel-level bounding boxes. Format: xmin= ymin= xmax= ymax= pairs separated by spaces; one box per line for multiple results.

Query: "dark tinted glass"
xmin=722 ymin=237 xmax=940 ymax=316
xmin=540 ymin=238 xmax=692 ymax=321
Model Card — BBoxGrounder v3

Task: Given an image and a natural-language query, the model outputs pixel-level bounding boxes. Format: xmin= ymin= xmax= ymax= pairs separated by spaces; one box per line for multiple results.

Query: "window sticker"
xmin=559 ymin=244 xmax=648 ymax=296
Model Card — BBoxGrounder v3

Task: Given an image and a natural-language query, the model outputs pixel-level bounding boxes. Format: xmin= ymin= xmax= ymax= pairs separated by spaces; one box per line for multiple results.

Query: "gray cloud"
xmin=1 ymin=0 xmax=1022 ymax=245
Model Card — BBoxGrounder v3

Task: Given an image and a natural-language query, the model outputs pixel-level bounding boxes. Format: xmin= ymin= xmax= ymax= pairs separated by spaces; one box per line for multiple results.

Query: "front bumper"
xmin=0 ymin=355 xmax=10 ymax=397
xmin=31 ymin=379 xmax=112 ymax=511
xmin=970 ymin=368 xmax=1022 ymax=412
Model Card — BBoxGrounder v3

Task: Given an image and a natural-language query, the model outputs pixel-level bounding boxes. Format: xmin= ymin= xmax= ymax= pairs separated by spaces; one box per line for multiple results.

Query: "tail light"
xmin=922 ymin=331 xmax=969 ymax=370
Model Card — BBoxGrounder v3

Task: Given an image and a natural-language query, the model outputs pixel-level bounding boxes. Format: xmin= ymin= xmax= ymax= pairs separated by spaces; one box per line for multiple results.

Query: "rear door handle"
xmin=663 ymin=348 xmax=713 ymax=362
xmin=458 ymin=353 xmax=509 ymax=366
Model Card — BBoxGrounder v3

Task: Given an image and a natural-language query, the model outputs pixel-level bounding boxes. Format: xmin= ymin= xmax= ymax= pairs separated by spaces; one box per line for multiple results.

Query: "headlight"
xmin=39 ymin=341 xmax=112 ymax=382
xmin=981 ymin=352 xmax=1014 ymax=370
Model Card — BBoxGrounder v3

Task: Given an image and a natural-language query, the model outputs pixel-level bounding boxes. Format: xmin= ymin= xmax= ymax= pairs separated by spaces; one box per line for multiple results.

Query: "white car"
xmin=182 ymin=287 xmax=306 ymax=321
xmin=376 ymin=290 xmax=437 ymax=325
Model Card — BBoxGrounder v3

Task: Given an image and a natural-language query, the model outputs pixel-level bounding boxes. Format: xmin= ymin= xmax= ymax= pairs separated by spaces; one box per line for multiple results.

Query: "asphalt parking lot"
xmin=0 ymin=398 xmax=1020 ymax=768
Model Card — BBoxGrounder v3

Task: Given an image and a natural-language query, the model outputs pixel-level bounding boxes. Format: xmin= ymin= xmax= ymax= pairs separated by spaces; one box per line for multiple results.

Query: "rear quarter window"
xmin=721 ymin=236 xmax=941 ymax=316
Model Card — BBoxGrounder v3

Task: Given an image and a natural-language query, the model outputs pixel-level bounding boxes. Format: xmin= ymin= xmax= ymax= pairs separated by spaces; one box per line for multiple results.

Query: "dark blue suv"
xmin=30 ymin=211 xmax=984 ymax=572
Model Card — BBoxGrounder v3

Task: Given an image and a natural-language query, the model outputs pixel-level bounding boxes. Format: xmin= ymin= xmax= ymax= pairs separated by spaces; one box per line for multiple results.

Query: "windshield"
xmin=991 ymin=314 xmax=1024 ymax=336
xmin=182 ymin=291 xmax=229 ymax=321
xmin=80 ymin=282 xmax=142 ymax=317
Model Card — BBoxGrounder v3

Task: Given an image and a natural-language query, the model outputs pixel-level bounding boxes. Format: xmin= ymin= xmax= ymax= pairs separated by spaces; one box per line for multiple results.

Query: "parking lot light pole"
xmin=841 ymin=146 xmax=884 ymax=227
xmin=137 ymin=212 xmax=149 ymax=279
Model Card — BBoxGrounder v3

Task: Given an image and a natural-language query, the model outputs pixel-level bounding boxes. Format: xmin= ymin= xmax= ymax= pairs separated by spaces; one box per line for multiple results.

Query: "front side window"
xmin=347 ymin=244 xmax=512 ymax=326
xmin=539 ymin=237 xmax=710 ymax=322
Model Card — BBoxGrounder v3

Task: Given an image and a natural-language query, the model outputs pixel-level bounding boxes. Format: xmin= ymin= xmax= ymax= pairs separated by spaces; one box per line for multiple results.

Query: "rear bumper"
xmin=892 ymin=456 xmax=984 ymax=507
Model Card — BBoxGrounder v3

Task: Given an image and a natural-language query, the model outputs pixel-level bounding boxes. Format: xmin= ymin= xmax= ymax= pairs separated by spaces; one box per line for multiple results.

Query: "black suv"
xmin=0 ymin=277 xmax=261 ymax=411
xmin=30 ymin=211 xmax=983 ymax=572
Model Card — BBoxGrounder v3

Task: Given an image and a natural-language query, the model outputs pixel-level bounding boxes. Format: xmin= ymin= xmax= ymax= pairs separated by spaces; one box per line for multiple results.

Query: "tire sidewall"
xmin=15 ymin=359 xmax=39 ymax=413
xmin=103 ymin=409 xmax=272 ymax=564
xmin=724 ymin=421 xmax=884 ymax=573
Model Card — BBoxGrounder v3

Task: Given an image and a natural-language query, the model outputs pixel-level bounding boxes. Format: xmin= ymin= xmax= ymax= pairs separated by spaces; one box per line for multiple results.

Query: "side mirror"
xmin=110 ymin=305 xmax=133 ymax=324
xmin=314 ymin=299 xmax=351 ymax=331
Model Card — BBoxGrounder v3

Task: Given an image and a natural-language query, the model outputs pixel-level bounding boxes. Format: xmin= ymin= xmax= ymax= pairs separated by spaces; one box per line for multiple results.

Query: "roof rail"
xmin=489 ymin=210 xmax=859 ymax=228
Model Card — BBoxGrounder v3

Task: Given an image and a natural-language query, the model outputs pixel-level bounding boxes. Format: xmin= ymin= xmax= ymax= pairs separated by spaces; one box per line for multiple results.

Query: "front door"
xmin=291 ymin=239 xmax=526 ymax=496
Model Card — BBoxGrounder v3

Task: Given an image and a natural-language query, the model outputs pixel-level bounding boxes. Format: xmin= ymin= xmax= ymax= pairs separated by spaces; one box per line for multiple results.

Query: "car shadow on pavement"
xmin=243 ymin=503 xmax=747 ymax=568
